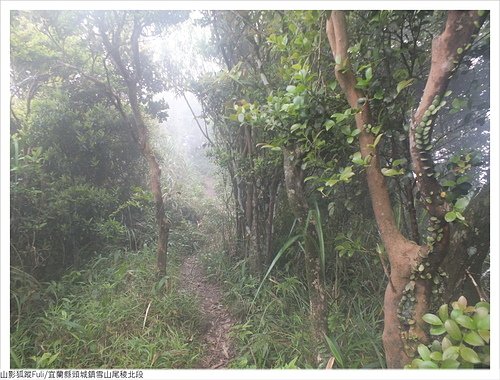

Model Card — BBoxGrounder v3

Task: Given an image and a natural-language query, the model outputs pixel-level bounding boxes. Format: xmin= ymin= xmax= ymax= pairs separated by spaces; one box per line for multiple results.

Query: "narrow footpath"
xmin=179 ymin=254 xmax=236 ymax=368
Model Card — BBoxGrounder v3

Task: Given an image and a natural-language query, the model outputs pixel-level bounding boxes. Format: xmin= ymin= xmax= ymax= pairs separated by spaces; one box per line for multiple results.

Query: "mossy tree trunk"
xmin=326 ymin=10 xmax=487 ymax=367
xmin=95 ymin=13 xmax=170 ymax=277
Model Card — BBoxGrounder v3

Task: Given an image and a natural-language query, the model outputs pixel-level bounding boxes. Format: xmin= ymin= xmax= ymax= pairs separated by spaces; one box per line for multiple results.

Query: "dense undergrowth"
xmin=11 ymin=240 xmax=204 ymax=369
xmin=201 ymin=249 xmax=385 ymax=369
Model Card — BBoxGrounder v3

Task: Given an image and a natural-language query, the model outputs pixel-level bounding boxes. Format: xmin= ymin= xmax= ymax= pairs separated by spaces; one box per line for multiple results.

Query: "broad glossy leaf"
xmin=475 ymin=301 xmax=490 ymax=311
xmin=445 ymin=211 xmax=457 ymax=222
xmin=417 ymin=344 xmax=431 ymax=361
xmin=441 ymin=358 xmax=460 ymax=369
xmin=475 ymin=315 xmax=489 ymax=330
xmin=430 ymin=326 xmax=446 ymax=335
xmin=444 ymin=319 xmax=462 ymax=341
xmin=372 ymin=133 xmax=383 ymax=148
xmin=417 ymin=360 xmax=438 ymax=369
xmin=438 ymin=304 xmax=449 ymax=322
xmin=381 ymin=168 xmax=403 ymax=177
xmin=455 ymin=315 xmax=475 ymax=329
xmin=464 ymin=331 xmax=485 ymax=346
xmin=422 ymin=313 xmax=443 ymax=326
xmin=365 ymin=67 xmax=373 ymax=81
xmin=430 ymin=351 xmax=442 ymax=361
xmin=454 ymin=197 xmax=470 ymax=212
xmin=324 ymin=119 xmax=335 ymax=131
xmin=478 ymin=329 xmax=490 ymax=343
xmin=459 ymin=346 xmax=481 ymax=364
xmin=450 ymin=309 xmax=463 ymax=319
xmin=442 ymin=345 xmax=459 ymax=361
xmin=441 ymin=337 xmax=453 ymax=352
xmin=410 ymin=358 xmax=423 ymax=368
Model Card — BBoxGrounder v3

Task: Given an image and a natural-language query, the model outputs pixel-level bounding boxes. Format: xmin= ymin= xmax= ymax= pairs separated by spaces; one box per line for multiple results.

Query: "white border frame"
xmin=1 ymin=2 xmax=498 ymax=380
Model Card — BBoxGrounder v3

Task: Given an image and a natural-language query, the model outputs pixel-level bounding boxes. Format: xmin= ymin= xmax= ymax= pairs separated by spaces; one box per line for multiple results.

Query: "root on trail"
xmin=179 ymin=255 xmax=235 ymax=368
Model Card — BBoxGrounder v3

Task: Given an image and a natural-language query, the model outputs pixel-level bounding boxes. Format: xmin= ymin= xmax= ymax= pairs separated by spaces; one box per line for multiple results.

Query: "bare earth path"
xmin=179 ymin=254 xmax=236 ymax=368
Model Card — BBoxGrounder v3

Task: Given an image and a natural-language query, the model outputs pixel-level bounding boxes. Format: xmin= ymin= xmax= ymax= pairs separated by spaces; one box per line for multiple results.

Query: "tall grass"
xmin=201 ymin=246 xmax=385 ymax=368
xmin=11 ymin=247 xmax=204 ymax=368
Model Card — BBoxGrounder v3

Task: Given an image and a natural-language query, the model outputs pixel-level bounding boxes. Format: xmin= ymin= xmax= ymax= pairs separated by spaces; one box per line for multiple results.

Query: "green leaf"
xmin=410 ymin=358 xmax=423 ymax=368
xmin=441 ymin=179 xmax=456 ymax=188
xmin=291 ymin=123 xmax=303 ymax=133
xmin=252 ymin=235 xmax=301 ymax=304
xmin=430 ymin=351 xmax=442 ymax=361
xmin=475 ymin=315 xmax=489 ymax=330
xmin=450 ymin=308 xmax=463 ymax=320
xmin=372 ymin=133 xmax=383 ymax=148
xmin=373 ymin=90 xmax=384 ymax=100
xmin=441 ymin=358 xmax=460 ymax=369
xmin=324 ymin=119 xmax=335 ymax=131
xmin=325 ymin=178 xmax=339 ymax=187
xmin=444 ymin=90 xmax=453 ymax=97
xmin=478 ymin=329 xmax=490 ymax=343
xmin=445 ymin=211 xmax=457 ymax=222
xmin=417 ymin=360 xmax=438 ymax=369
xmin=441 ymin=337 xmax=453 ymax=352
xmin=340 ymin=125 xmax=351 ymax=135
xmin=463 ymin=331 xmax=485 ymax=346
xmin=417 ymin=344 xmax=431 ymax=361
xmin=455 ymin=315 xmax=475 ymax=330
xmin=396 ymin=78 xmax=415 ymax=94
xmin=430 ymin=326 xmax=446 ymax=335
xmin=444 ymin=319 xmax=462 ymax=341
xmin=381 ymin=168 xmax=404 ymax=177
xmin=475 ymin=301 xmax=490 ymax=311
xmin=352 ymin=152 xmax=365 ymax=165
xmin=259 ymin=144 xmax=281 ymax=151
xmin=286 ymin=85 xmax=296 ymax=93
xmin=324 ymin=334 xmax=344 ymax=368
xmin=442 ymin=345 xmax=459 ymax=361
xmin=293 ymin=96 xmax=304 ymax=107
xmin=438 ymin=304 xmax=449 ymax=323
xmin=392 ymin=158 xmax=407 ymax=167
xmin=339 ymin=166 xmax=355 ymax=182
xmin=454 ymin=197 xmax=470 ymax=212
xmin=459 ymin=346 xmax=481 ymax=364
xmin=365 ymin=66 xmax=373 ymax=81
xmin=423 ymin=313 xmax=443 ymax=326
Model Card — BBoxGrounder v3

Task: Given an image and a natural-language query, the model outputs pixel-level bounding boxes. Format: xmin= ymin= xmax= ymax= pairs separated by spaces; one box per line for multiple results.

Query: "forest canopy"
xmin=5 ymin=7 xmax=494 ymax=375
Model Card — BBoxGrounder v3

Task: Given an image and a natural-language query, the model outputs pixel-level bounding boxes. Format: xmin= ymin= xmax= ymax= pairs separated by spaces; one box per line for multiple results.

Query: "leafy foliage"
xmin=406 ymin=296 xmax=490 ymax=369
xmin=11 ymin=248 xmax=204 ymax=368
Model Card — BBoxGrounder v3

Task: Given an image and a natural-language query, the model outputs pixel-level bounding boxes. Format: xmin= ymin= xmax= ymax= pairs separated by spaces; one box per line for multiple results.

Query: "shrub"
xmin=406 ymin=296 xmax=490 ymax=369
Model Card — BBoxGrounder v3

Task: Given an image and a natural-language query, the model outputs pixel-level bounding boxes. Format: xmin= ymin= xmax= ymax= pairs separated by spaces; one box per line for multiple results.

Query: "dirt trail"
xmin=179 ymin=254 xmax=235 ymax=368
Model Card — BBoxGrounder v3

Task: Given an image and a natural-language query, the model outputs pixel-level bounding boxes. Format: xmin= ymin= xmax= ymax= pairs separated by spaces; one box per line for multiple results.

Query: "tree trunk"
xmin=325 ymin=10 xmax=486 ymax=367
xmin=96 ymin=15 xmax=171 ymax=277
xmin=326 ymin=13 xmax=420 ymax=367
xmin=128 ymin=85 xmax=170 ymax=277
xmin=283 ymin=145 xmax=327 ymax=361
